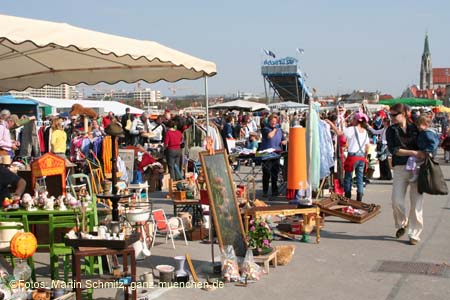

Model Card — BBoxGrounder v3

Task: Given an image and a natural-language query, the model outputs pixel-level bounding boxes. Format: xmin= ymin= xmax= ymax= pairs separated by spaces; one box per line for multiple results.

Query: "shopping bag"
xmin=417 ymin=155 xmax=448 ymax=195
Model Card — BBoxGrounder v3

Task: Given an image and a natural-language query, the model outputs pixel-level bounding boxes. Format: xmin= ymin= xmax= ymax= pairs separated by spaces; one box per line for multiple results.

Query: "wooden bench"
xmin=253 ymin=249 xmax=279 ymax=274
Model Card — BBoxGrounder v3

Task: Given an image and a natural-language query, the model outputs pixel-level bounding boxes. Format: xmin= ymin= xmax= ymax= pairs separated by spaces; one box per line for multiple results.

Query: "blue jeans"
xmin=344 ymin=160 xmax=365 ymax=194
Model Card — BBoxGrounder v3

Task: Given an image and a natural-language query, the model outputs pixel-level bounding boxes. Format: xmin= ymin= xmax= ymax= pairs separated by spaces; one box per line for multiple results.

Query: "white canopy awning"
xmin=210 ymin=99 xmax=269 ymax=112
xmin=30 ymin=97 xmax=144 ymax=116
xmin=268 ymin=101 xmax=308 ymax=110
xmin=0 ymin=14 xmax=217 ymax=91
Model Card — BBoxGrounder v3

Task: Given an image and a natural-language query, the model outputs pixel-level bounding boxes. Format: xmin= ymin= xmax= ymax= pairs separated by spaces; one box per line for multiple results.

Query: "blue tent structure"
xmin=0 ymin=95 xmax=38 ymax=117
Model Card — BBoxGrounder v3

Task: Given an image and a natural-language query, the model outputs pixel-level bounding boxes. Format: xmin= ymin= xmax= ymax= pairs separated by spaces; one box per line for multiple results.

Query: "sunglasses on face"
xmin=389 ymin=112 xmax=401 ymax=117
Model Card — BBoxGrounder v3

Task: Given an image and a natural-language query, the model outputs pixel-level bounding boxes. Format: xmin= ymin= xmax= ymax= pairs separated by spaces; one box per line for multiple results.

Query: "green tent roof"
xmin=379 ymin=98 xmax=442 ymax=107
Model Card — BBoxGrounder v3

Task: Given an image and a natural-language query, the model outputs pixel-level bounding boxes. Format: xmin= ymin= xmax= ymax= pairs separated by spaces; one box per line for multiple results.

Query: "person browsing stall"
xmin=260 ymin=114 xmax=286 ymax=197
xmin=164 ymin=120 xmax=183 ymax=180
xmin=50 ymin=116 xmax=67 ymax=158
xmin=368 ymin=118 xmax=392 ymax=180
xmin=0 ymin=155 xmax=26 ymax=204
xmin=326 ymin=111 xmax=370 ymax=202
xmin=246 ymin=132 xmax=259 ymax=151
xmin=0 ymin=115 xmax=20 ymax=157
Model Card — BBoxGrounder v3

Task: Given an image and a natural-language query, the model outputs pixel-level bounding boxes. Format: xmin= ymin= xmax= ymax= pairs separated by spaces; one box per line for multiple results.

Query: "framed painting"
xmin=199 ymin=149 xmax=247 ymax=257
xmin=118 ymin=149 xmax=135 ymax=183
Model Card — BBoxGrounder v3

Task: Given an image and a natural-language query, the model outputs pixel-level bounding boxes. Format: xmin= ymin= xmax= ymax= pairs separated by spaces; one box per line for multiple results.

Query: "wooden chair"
xmin=167 ymin=177 xmax=199 ymax=200
xmin=48 ymin=214 xmax=77 ymax=282
xmin=86 ymin=158 xmax=104 ymax=195
xmin=67 ymin=174 xmax=103 ymax=276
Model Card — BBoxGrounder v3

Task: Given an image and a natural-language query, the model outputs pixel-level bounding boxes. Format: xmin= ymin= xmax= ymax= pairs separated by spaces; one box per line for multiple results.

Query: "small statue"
xmin=21 ymin=193 xmax=36 ymax=211
xmin=66 ymin=193 xmax=79 ymax=208
xmin=56 ymin=195 xmax=67 ymax=210
xmin=37 ymin=191 xmax=48 ymax=209
xmin=44 ymin=196 xmax=55 ymax=210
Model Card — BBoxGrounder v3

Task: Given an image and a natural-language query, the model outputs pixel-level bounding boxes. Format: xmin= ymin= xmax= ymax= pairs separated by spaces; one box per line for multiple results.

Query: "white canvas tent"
xmin=30 ymin=97 xmax=144 ymax=116
xmin=268 ymin=101 xmax=308 ymax=111
xmin=319 ymin=103 xmax=386 ymax=113
xmin=0 ymin=14 xmax=216 ymax=91
xmin=210 ymin=99 xmax=269 ymax=111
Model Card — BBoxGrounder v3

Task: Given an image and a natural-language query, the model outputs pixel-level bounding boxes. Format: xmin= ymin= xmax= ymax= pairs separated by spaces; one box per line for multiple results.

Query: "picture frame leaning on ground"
xmin=199 ymin=149 xmax=247 ymax=257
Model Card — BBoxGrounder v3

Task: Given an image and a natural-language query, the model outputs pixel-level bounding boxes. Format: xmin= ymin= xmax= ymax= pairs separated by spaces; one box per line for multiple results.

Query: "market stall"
xmin=0 ymin=13 xmax=218 ymax=295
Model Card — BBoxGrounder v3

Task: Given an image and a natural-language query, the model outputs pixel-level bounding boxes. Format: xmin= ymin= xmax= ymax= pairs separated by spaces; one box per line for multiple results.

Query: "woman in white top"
xmin=327 ymin=112 xmax=370 ymax=201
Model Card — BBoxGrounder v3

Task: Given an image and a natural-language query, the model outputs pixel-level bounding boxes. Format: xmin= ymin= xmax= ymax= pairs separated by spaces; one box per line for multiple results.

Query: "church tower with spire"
xmin=420 ymin=34 xmax=433 ymax=89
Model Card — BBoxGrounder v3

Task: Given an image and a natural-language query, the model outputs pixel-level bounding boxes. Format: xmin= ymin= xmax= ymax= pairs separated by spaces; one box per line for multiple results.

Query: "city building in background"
xmin=1 ymin=84 xmax=82 ymax=99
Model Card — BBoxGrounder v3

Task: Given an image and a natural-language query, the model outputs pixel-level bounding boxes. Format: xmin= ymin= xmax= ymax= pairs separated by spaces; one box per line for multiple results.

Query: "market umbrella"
xmin=210 ymin=99 xmax=269 ymax=111
xmin=0 ymin=14 xmax=216 ymax=91
xmin=379 ymin=98 xmax=442 ymax=107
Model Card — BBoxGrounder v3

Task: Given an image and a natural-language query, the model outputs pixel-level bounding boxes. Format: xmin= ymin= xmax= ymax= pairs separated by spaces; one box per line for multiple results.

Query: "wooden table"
xmin=72 ymin=246 xmax=136 ymax=300
xmin=242 ymin=205 xmax=321 ymax=243
xmin=0 ymin=208 xmax=94 ymax=243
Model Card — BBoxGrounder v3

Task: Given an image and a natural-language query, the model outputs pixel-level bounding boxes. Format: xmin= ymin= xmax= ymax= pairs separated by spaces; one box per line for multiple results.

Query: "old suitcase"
xmin=316 ymin=193 xmax=381 ymax=224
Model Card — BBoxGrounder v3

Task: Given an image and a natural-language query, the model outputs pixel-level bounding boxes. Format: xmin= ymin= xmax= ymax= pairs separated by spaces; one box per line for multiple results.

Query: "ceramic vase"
xmin=174 ymin=256 xmax=189 ymax=283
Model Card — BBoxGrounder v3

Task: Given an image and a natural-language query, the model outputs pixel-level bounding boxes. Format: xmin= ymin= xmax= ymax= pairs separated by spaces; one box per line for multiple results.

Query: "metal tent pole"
xmin=204 ymin=76 xmax=216 ymax=267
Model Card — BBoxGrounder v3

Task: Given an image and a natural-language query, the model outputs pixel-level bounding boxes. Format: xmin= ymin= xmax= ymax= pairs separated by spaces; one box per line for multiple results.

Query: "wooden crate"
xmin=173 ymin=191 xmax=187 ymax=201
xmin=316 ymin=194 xmax=381 ymax=224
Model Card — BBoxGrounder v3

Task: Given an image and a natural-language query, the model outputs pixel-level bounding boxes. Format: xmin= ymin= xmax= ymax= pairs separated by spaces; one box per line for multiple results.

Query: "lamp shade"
xmin=287 ymin=127 xmax=308 ymax=190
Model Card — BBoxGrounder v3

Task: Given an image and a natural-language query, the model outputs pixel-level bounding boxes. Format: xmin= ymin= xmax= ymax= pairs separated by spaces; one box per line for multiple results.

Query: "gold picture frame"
xmin=199 ymin=149 xmax=247 ymax=257
xmin=185 ymin=253 xmax=198 ymax=283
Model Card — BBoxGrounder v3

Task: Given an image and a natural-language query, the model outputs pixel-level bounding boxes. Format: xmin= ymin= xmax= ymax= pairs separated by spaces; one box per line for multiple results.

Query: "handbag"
xmin=417 ymin=155 xmax=448 ymax=195
xmin=124 ymin=119 xmax=132 ymax=131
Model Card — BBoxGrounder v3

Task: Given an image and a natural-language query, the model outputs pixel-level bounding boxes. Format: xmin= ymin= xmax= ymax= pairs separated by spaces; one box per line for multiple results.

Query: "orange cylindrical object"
xmin=287 ymin=127 xmax=308 ymax=190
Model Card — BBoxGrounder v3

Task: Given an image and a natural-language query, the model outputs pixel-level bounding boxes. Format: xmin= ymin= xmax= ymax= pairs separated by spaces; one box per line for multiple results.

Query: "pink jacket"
xmin=0 ymin=122 xmax=13 ymax=151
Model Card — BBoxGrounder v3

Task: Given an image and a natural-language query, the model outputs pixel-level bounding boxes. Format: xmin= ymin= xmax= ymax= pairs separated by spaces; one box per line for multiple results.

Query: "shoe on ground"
xmin=395 ymin=227 xmax=406 ymax=238
xmin=409 ymin=238 xmax=419 ymax=245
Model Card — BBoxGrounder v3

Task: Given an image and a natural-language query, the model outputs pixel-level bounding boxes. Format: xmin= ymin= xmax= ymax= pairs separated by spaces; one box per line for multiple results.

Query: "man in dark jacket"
xmin=121 ymin=108 xmax=135 ymax=145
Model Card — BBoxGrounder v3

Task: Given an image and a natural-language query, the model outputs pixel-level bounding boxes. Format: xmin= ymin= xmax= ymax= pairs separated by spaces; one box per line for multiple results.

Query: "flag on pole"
xmin=263 ymin=49 xmax=276 ymax=58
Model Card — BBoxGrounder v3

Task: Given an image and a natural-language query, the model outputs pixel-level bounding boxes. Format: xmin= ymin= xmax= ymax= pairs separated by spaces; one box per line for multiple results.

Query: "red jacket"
xmin=344 ymin=155 xmax=368 ymax=172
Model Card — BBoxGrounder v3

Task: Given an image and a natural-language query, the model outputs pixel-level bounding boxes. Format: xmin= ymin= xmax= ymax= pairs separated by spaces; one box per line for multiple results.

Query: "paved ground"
xmin=32 ymin=152 xmax=450 ymax=300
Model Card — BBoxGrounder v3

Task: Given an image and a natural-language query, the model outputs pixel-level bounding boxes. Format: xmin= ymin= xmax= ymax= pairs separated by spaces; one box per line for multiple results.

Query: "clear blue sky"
xmin=1 ymin=0 xmax=450 ymax=98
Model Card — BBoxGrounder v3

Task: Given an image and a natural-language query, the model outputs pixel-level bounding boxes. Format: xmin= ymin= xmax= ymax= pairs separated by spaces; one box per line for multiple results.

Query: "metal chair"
xmin=151 ymin=209 xmax=188 ymax=249
xmin=68 ymin=173 xmax=98 ymax=226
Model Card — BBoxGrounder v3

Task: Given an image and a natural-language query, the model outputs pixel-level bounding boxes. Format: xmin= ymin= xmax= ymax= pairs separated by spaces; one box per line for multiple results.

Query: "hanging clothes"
xmin=20 ymin=121 xmax=41 ymax=157
xmin=318 ymin=120 xmax=334 ymax=179
xmin=306 ymin=102 xmax=321 ymax=190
